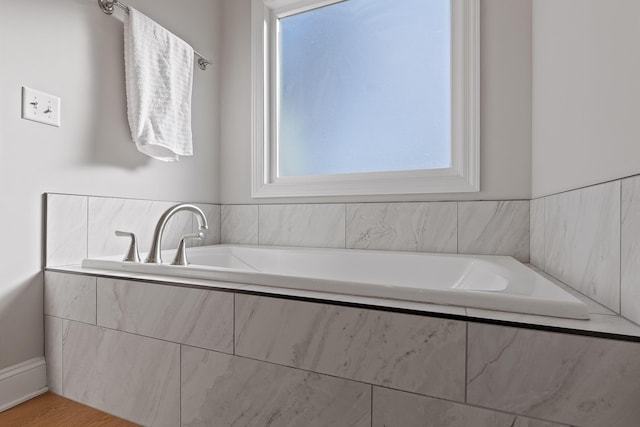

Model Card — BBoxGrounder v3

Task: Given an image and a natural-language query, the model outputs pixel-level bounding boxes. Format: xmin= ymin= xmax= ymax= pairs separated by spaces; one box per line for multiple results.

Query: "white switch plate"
xmin=21 ymin=86 xmax=61 ymax=127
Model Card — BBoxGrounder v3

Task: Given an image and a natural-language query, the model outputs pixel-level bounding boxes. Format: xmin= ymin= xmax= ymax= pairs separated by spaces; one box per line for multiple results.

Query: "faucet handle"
xmin=115 ymin=230 xmax=141 ymax=263
xmin=171 ymin=232 xmax=203 ymax=266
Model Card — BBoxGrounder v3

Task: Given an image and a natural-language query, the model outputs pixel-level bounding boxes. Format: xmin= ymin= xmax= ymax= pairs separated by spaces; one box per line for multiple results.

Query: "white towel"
xmin=124 ymin=8 xmax=194 ymax=162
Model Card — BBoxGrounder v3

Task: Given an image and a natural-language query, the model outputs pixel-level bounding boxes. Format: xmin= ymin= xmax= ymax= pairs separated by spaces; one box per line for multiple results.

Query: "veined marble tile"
xmin=467 ymin=323 xmax=640 ymax=427
xmin=221 ymin=204 xmax=259 ymax=244
xmin=530 ymin=198 xmax=545 ymax=269
xmin=46 ymin=194 xmax=87 ymax=266
xmin=62 ymin=320 xmax=180 ymax=426
xmin=458 ymin=200 xmax=530 ymax=262
xmin=97 ymin=278 xmax=233 ymax=352
xmin=44 ymin=272 xmax=96 ymax=324
xmin=526 ymin=264 xmax=616 ymax=316
xmin=372 ymin=387 xmax=568 ymax=427
xmin=259 ymin=204 xmax=346 ymax=248
xmin=346 ymin=202 xmax=457 ymax=253
xmin=622 ymin=176 xmax=640 ymax=325
xmin=44 ymin=315 xmax=62 ymax=395
xmin=87 ymin=197 xmax=194 ymax=259
xmin=235 ymin=295 xmax=466 ymax=400
xmin=544 ymin=181 xmax=620 ymax=312
xmin=191 ymin=203 xmax=221 ymax=246
xmin=181 ymin=346 xmax=371 ymax=427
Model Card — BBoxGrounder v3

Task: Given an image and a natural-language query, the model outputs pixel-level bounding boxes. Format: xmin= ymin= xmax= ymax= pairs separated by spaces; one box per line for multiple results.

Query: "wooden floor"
xmin=0 ymin=392 xmax=139 ymax=426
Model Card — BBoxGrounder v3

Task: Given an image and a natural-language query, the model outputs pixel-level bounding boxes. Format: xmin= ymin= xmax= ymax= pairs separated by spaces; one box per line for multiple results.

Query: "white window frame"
xmin=251 ymin=0 xmax=480 ymax=198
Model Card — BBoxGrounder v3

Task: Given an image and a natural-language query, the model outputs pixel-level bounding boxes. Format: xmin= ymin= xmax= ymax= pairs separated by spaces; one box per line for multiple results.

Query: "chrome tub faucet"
xmin=145 ymin=204 xmax=208 ymax=264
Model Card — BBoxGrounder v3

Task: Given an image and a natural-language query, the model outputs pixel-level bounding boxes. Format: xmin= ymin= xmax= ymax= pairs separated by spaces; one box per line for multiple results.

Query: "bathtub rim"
xmin=81 ymin=244 xmax=590 ymax=320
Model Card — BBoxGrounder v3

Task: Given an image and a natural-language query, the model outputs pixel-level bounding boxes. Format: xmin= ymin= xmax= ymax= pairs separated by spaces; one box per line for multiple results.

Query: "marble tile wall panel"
xmin=96 ymin=278 xmax=233 ymax=352
xmin=467 ymin=323 xmax=640 ymax=427
xmin=221 ymin=204 xmax=259 ymax=244
xmin=544 ymin=181 xmax=620 ymax=312
xmin=62 ymin=320 xmax=180 ymax=426
xmin=258 ymin=204 xmax=346 ymax=248
xmin=458 ymin=200 xmax=530 ymax=262
xmin=87 ymin=197 xmax=194 ymax=258
xmin=529 ymin=198 xmax=545 ymax=269
xmin=44 ymin=315 xmax=62 ymax=395
xmin=181 ymin=346 xmax=371 ymax=427
xmin=46 ymin=194 xmax=87 ymax=266
xmin=621 ymin=176 xmax=640 ymax=325
xmin=372 ymin=387 xmax=569 ymax=427
xmin=44 ymin=272 xmax=96 ymax=324
xmin=235 ymin=294 xmax=466 ymax=400
xmin=191 ymin=203 xmax=221 ymax=246
xmin=346 ymin=202 xmax=457 ymax=253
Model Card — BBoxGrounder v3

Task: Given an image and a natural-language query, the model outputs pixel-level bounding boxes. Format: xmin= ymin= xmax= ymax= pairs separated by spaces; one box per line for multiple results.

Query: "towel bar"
xmin=97 ymin=0 xmax=212 ymax=70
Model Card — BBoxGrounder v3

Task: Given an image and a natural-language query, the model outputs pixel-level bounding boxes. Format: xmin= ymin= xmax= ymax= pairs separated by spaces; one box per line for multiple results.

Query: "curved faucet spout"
xmin=145 ymin=204 xmax=208 ymax=264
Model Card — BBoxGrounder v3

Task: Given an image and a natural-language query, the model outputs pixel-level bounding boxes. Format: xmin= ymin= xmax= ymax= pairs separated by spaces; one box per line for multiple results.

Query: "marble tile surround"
xmin=97 ymin=278 xmax=234 ymax=352
xmin=45 ymin=193 xmax=221 ymax=266
xmin=181 ymin=346 xmax=371 ymax=427
xmin=44 ymin=315 xmax=62 ymax=395
xmin=49 ymin=268 xmax=640 ymax=427
xmin=87 ymin=197 xmax=196 ymax=258
xmin=346 ymin=202 xmax=457 ymax=253
xmin=467 ymin=323 xmax=640 ymax=427
xmin=223 ymin=201 xmax=531 ymax=261
xmin=543 ymin=181 xmax=620 ymax=312
xmin=46 ymin=194 xmax=87 ymax=266
xmin=44 ymin=271 xmax=96 ymax=324
xmin=221 ymin=204 xmax=258 ymax=244
xmin=259 ymin=203 xmax=346 ymax=247
xmin=458 ymin=200 xmax=530 ymax=262
xmin=234 ymin=294 xmax=466 ymax=401
xmin=529 ymin=197 xmax=545 ymax=269
xmin=372 ymin=387 xmax=569 ymax=427
xmin=62 ymin=320 xmax=180 ymax=426
xmin=621 ymin=175 xmax=640 ymax=325
xmin=45 ymin=195 xmax=529 ymax=264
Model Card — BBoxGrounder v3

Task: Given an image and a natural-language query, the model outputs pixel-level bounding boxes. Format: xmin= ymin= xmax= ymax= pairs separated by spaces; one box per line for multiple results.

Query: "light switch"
xmin=21 ymin=86 xmax=61 ymax=127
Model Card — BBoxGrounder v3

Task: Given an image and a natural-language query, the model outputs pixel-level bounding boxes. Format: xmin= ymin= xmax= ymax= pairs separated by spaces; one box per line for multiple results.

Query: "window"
xmin=252 ymin=0 xmax=479 ymax=197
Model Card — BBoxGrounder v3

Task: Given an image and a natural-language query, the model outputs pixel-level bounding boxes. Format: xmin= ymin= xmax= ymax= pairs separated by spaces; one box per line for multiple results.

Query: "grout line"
xmin=619 ymin=181 xmax=623 ymax=315
xmin=456 ymin=202 xmax=459 ymax=254
xmin=85 ymin=196 xmax=90 ymax=260
xmin=233 ymin=293 xmax=236 ymax=355
xmin=60 ymin=316 xmax=64 ymax=397
xmin=542 ymin=197 xmax=546 ymax=271
xmin=464 ymin=321 xmax=468 ymax=403
xmin=61 ymin=317 xmax=234 ymax=356
xmin=179 ymin=344 xmax=182 ymax=425
xmin=257 ymin=204 xmax=261 ymax=245
xmin=370 ymin=384 xmax=373 ymax=427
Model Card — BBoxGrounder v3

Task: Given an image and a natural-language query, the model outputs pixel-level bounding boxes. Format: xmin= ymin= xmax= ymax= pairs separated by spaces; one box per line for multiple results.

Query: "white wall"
xmin=220 ymin=0 xmax=532 ymax=204
xmin=532 ymin=0 xmax=640 ymax=198
xmin=0 ymin=0 xmax=221 ymax=370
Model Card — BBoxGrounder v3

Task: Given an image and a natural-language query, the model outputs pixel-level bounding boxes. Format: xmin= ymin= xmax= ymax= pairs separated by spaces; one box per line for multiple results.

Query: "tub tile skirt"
xmin=44 ymin=272 xmax=640 ymax=427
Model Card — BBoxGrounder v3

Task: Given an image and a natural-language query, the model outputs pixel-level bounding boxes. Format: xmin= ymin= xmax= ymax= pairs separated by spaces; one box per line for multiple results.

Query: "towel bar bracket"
xmin=98 ymin=0 xmax=124 ymax=15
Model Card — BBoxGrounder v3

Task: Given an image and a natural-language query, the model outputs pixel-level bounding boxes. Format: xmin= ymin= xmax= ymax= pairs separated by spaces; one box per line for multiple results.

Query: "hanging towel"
xmin=124 ymin=8 xmax=194 ymax=162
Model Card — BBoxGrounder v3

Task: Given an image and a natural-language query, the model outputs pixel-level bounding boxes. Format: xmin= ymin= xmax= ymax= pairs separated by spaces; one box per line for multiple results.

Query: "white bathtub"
xmin=82 ymin=244 xmax=589 ymax=320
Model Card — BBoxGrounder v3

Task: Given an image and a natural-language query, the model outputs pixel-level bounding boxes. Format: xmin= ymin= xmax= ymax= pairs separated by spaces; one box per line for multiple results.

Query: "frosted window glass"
xmin=278 ymin=0 xmax=451 ymax=177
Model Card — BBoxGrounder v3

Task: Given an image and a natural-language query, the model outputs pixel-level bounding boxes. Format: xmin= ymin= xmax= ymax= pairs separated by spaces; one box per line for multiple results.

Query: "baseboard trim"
xmin=0 ymin=357 xmax=48 ymax=413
